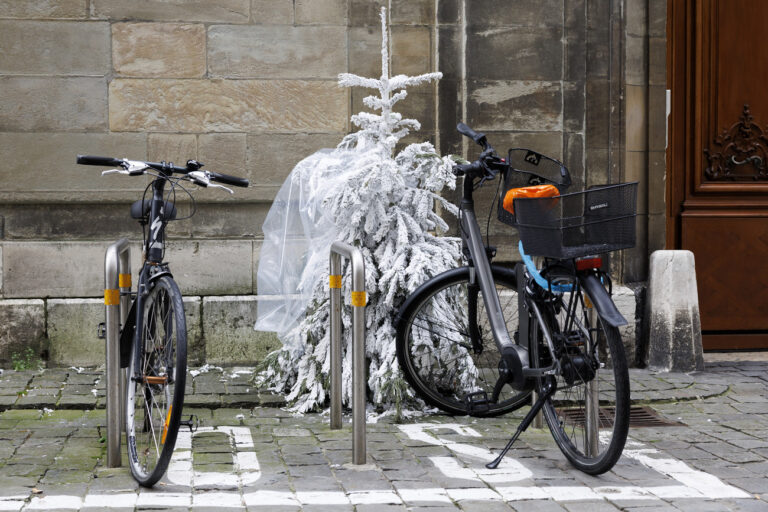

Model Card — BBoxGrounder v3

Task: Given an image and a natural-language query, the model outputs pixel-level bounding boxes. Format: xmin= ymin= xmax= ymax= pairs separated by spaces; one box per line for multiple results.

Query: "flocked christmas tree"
xmin=254 ymin=7 xmax=462 ymax=414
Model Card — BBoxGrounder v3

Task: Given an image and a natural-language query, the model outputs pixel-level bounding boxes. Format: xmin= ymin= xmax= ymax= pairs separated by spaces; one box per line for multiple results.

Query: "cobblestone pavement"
xmin=0 ymin=360 xmax=766 ymax=511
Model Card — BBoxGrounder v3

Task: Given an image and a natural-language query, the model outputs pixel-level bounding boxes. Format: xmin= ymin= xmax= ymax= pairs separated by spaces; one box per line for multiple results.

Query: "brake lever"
xmin=188 ymin=170 xmax=234 ymax=194
xmin=101 ymin=169 xmax=130 ymax=176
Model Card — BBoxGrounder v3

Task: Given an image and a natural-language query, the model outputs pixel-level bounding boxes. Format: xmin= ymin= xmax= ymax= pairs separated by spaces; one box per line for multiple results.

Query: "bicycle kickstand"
xmin=486 ymin=382 xmax=557 ymax=470
xmin=179 ymin=415 xmax=199 ymax=434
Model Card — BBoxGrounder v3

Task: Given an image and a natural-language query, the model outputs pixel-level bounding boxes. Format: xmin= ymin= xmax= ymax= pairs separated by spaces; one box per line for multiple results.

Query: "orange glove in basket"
xmin=502 ymin=184 xmax=560 ymax=215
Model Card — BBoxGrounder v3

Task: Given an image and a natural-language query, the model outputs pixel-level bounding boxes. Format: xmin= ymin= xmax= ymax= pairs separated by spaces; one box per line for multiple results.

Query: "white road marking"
xmin=166 ymin=426 xmax=260 ymax=488
xmin=8 ymin=423 xmax=756 ymax=510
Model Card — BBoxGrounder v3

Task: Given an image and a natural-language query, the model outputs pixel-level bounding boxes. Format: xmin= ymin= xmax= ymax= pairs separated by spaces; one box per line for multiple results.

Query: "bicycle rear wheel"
xmin=396 ymin=266 xmax=531 ymax=417
xmin=534 ymin=282 xmax=629 ymax=475
xmin=125 ymin=275 xmax=187 ymax=487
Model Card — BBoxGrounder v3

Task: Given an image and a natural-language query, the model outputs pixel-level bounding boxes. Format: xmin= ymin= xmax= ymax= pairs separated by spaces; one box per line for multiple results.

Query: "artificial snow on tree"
xmin=254 ymin=7 xmax=461 ymax=414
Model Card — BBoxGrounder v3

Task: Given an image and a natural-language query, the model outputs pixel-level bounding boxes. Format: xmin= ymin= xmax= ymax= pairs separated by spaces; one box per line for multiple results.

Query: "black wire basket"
xmin=497 ymin=149 xmax=572 ymax=227
xmin=509 ymin=182 xmax=638 ymax=259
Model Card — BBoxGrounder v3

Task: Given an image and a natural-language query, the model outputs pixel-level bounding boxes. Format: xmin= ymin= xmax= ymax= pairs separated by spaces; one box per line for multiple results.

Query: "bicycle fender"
xmin=119 ymin=301 xmax=137 ymax=368
xmin=579 ymin=273 xmax=628 ymax=327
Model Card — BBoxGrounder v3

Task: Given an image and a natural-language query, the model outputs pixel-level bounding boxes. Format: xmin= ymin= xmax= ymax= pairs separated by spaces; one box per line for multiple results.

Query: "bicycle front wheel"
xmin=535 ymin=285 xmax=629 ymax=475
xmin=396 ymin=266 xmax=531 ymax=417
xmin=125 ymin=276 xmax=187 ymax=487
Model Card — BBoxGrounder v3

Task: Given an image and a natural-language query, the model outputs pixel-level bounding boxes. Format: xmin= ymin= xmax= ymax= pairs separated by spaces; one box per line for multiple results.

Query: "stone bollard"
xmin=644 ymin=250 xmax=704 ymax=372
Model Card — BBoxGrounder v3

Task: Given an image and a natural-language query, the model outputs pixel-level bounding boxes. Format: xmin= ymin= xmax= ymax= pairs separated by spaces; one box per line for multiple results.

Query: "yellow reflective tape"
xmin=119 ymin=273 xmax=132 ymax=288
xmin=329 ymin=275 xmax=342 ymax=289
xmin=162 ymin=405 xmax=172 ymax=444
xmin=351 ymin=291 xmax=367 ymax=307
xmin=584 ymin=294 xmax=593 ymax=309
xmin=104 ymin=289 xmax=120 ymax=306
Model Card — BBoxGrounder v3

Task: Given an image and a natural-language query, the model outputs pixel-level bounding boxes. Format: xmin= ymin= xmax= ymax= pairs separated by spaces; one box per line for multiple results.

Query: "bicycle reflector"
xmin=575 ymin=257 xmax=602 ymax=270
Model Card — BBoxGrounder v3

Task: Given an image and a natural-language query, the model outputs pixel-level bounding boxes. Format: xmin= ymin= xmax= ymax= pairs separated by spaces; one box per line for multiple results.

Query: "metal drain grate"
xmin=558 ymin=406 xmax=686 ymax=428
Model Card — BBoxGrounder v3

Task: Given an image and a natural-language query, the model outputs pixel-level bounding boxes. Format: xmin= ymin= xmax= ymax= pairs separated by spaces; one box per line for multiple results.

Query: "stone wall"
xmin=0 ymin=0 xmax=663 ymax=366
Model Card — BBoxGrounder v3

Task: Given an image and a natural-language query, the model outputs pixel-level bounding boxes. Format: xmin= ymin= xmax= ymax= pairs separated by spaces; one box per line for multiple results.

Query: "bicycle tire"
xmin=396 ymin=266 xmax=531 ymax=417
xmin=125 ymin=275 xmax=187 ymax=487
xmin=534 ymin=283 xmax=629 ymax=475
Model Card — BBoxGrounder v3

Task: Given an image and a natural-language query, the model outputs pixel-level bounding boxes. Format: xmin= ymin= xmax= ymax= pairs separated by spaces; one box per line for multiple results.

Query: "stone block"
xmin=0 ymin=299 xmax=46 ymax=364
xmin=0 ymin=21 xmax=108 ymax=75
xmin=586 ymin=79 xmax=610 ymax=149
xmin=45 ymin=296 xmax=201 ymax=367
xmin=0 ymin=132 xmax=147 ymax=203
xmin=649 ymin=0 xmax=667 ymax=38
xmin=1 ymin=204 xmax=138 ymax=241
xmin=467 ymin=0 xmax=563 ymax=27
xmin=47 ymin=299 xmax=103 ymax=367
xmin=109 ymin=79 xmax=347 ymax=133
xmin=184 ymin=297 xmax=204 ymax=365
xmin=626 ymin=84 xmax=648 ymax=152
xmin=203 ymin=296 xmax=281 ymax=365
xmin=648 ymin=85 xmax=667 ymax=151
xmin=437 ymin=0 xmax=459 ymax=24
xmin=586 ymin=28 xmax=609 ymax=78
xmin=245 ymin=133 xmax=343 ymax=199
xmin=295 ymin=0 xmax=346 ymax=25
xmin=251 ymin=0 xmax=292 ymax=24
xmin=648 ymin=150 xmax=666 ymax=215
xmin=612 ymin=286 xmax=638 ymax=365
xmin=349 ymin=0 xmax=385 ymax=26
xmin=390 ymin=0 xmax=433 ymax=25
xmin=112 ymin=23 xmax=205 ymax=78
xmin=437 ymin=26 xmax=461 ymax=81
xmin=467 ymin=80 xmax=562 ymax=132
xmin=1 ymin=240 xmax=253 ymax=298
xmin=563 ymin=80 xmax=585 ymax=133
xmin=92 ymin=0 xmax=250 ymax=23
xmin=208 ymin=25 xmax=346 ymax=79
xmin=147 ymin=134 xmax=197 ymax=165
xmin=625 ymin=34 xmax=647 ymax=86
xmin=198 ymin=134 xmax=247 ymax=177
xmin=648 ymin=37 xmax=666 ymax=86
xmin=0 ymin=78 xmax=107 ymax=132
xmin=165 ymin=240 xmax=254 ymax=296
xmin=467 ymin=26 xmax=563 ymax=81
xmin=0 ymin=0 xmax=86 ymax=18
xmin=564 ymin=132 xmax=584 ymax=185
xmin=391 ymin=26 xmax=431 ymax=76
xmin=349 ymin=26 xmax=381 ymax=78
xmin=643 ymin=250 xmax=704 ymax=372
xmin=625 ymin=151 xmax=648 ymax=215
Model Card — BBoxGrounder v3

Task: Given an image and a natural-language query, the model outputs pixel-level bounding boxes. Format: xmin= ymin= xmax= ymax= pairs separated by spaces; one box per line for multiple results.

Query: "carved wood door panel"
xmin=668 ymin=0 xmax=768 ymax=349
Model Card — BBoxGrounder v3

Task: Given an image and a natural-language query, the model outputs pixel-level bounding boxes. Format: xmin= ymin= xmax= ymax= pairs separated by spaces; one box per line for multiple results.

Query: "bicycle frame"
xmin=131 ymin=176 xmax=173 ymax=380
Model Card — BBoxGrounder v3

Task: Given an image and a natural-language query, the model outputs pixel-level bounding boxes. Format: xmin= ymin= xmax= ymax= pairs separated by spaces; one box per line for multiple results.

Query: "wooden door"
xmin=668 ymin=0 xmax=768 ymax=350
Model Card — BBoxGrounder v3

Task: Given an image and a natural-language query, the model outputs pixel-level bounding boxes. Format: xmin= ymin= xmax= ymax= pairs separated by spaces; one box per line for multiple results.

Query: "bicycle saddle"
xmin=130 ymin=199 xmax=177 ymax=220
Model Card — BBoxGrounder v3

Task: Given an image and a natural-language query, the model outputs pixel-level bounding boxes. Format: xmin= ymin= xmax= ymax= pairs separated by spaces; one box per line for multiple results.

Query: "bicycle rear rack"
xmin=329 ymin=241 xmax=367 ymax=465
xmin=104 ymin=238 xmax=132 ymax=468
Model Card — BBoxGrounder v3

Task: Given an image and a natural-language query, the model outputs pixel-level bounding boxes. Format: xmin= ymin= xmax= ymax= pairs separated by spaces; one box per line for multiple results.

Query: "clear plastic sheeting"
xmin=254 ymin=147 xmax=380 ymax=337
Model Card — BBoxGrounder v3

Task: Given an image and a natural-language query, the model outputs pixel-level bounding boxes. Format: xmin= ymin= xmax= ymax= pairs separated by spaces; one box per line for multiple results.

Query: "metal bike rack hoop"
xmin=328 ymin=241 xmax=367 ymax=465
xmin=104 ymin=238 xmax=131 ymax=468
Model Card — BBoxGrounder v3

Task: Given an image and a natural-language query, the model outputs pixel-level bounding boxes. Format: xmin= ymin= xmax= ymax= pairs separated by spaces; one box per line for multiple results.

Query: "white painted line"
xmin=0 ymin=499 xmax=24 ymax=512
xmin=295 ymin=491 xmax=349 ymax=505
xmin=242 ymin=490 xmax=298 ymax=507
xmin=397 ymin=488 xmax=451 ymax=504
xmin=348 ymin=490 xmax=401 ymax=505
xmin=135 ymin=492 xmax=191 ymax=507
xmin=446 ymin=487 xmax=503 ymax=501
xmin=192 ymin=492 xmax=243 ymax=507
xmin=82 ymin=494 xmax=138 ymax=508
xmin=26 ymin=495 xmax=83 ymax=510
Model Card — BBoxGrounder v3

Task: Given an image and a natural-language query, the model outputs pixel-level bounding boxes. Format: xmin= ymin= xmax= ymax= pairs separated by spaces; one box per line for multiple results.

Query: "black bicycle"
xmin=77 ymin=155 xmax=248 ymax=486
xmin=395 ymin=124 xmax=635 ymax=474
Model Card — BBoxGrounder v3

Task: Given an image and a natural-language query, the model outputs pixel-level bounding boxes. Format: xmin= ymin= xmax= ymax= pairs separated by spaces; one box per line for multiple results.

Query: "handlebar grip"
xmin=453 ymin=162 xmax=481 ymax=176
xmin=456 ymin=123 xmax=487 ymax=146
xmin=209 ymin=171 xmax=249 ymax=188
xmin=77 ymin=155 xmax=123 ymax=167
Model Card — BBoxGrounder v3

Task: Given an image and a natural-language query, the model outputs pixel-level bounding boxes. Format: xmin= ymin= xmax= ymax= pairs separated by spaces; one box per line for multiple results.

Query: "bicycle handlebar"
xmin=75 ymin=155 xmax=249 ymax=188
xmin=77 ymin=155 xmax=124 ymax=167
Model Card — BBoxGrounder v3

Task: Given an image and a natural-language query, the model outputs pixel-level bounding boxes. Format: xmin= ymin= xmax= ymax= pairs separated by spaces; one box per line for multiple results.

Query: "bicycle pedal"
xmin=179 ymin=415 xmax=199 ymax=434
xmin=464 ymin=391 xmax=491 ymax=415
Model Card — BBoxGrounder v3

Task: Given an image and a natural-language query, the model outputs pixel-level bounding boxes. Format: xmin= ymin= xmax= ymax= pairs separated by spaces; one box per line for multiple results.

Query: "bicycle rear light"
xmin=575 ymin=257 xmax=602 ymax=270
